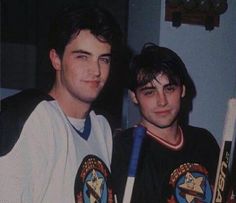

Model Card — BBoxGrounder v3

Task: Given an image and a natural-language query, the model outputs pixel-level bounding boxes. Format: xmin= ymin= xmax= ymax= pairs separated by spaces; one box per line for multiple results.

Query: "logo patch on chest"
xmin=74 ymin=155 xmax=113 ymax=203
xmin=168 ymin=163 xmax=213 ymax=203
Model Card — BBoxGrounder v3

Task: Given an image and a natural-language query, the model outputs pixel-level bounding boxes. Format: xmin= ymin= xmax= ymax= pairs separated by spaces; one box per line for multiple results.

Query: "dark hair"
xmin=128 ymin=43 xmax=188 ymax=92
xmin=48 ymin=4 xmax=122 ymax=58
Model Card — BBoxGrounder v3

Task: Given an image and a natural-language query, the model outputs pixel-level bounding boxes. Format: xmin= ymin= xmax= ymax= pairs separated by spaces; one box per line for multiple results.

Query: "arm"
xmin=0 ymin=90 xmax=53 ymax=202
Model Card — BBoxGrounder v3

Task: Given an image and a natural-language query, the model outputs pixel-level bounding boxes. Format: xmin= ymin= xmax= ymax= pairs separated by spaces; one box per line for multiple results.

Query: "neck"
xmin=49 ymin=85 xmax=91 ymax=119
xmin=140 ymin=121 xmax=180 ymax=145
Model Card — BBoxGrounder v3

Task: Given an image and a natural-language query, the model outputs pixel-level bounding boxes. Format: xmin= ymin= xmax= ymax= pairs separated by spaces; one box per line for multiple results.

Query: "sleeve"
xmin=0 ymin=116 xmax=34 ymax=202
xmin=0 ymin=101 xmax=53 ymax=202
xmin=0 ymin=133 xmax=34 ymax=202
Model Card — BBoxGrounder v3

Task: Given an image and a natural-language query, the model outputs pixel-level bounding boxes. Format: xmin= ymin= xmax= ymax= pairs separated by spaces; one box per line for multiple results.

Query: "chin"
xmin=155 ymin=119 xmax=177 ymax=129
xmin=158 ymin=124 xmax=174 ymax=129
xmin=84 ymin=95 xmax=99 ymax=103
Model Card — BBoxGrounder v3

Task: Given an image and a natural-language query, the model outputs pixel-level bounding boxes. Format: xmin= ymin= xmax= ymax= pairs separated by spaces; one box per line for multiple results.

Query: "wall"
xmin=1 ymin=43 xmax=36 ymax=89
xmin=122 ymin=0 xmax=162 ymax=128
xmin=125 ymin=0 xmax=236 ymax=144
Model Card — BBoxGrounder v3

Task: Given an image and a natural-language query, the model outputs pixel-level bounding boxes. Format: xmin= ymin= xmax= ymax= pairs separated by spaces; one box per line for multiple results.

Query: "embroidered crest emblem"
xmin=74 ymin=155 xmax=114 ymax=203
xmin=169 ymin=163 xmax=213 ymax=203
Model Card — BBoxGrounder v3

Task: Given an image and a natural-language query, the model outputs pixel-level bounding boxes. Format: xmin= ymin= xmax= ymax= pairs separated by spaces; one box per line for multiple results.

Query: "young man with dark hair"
xmin=0 ymin=5 xmax=122 ymax=203
xmin=111 ymin=43 xmax=219 ymax=203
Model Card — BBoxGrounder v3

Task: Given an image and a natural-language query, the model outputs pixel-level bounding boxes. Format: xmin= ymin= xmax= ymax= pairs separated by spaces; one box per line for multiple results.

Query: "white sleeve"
xmin=0 ymin=104 xmax=53 ymax=203
xmin=0 ymin=121 xmax=35 ymax=202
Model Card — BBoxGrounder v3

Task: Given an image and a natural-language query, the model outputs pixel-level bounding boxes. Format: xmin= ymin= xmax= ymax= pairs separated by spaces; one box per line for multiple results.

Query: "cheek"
xmin=69 ymin=62 xmax=86 ymax=76
xmin=101 ymin=68 xmax=110 ymax=80
xmin=169 ymin=95 xmax=182 ymax=109
xmin=64 ymin=67 xmax=81 ymax=80
xmin=62 ymin=59 xmax=75 ymax=74
xmin=138 ymin=97 xmax=154 ymax=110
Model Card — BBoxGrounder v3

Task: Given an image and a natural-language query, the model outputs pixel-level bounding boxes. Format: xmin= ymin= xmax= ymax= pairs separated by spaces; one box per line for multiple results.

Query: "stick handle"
xmin=122 ymin=126 xmax=146 ymax=203
xmin=212 ymin=98 xmax=236 ymax=203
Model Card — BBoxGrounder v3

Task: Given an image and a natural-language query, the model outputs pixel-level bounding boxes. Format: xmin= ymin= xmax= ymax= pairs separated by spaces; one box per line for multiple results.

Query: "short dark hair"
xmin=128 ymin=43 xmax=188 ymax=92
xmin=48 ymin=4 xmax=122 ymax=58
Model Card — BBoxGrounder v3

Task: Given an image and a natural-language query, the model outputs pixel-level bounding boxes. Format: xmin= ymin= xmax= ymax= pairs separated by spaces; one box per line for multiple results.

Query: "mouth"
xmin=155 ymin=110 xmax=171 ymax=116
xmin=84 ymin=80 xmax=101 ymax=88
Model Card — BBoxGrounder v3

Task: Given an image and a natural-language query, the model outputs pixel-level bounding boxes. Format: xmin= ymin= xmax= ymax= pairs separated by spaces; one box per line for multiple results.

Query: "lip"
xmin=84 ymin=80 xmax=102 ymax=89
xmin=155 ymin=110 xmax=171 ymax=115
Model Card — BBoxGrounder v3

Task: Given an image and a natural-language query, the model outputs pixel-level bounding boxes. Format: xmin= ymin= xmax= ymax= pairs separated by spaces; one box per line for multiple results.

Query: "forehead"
xmin=140 ymin=73 xmax=171 ymax=87
xmin=65 ymin=29 xmax=111 ymax=54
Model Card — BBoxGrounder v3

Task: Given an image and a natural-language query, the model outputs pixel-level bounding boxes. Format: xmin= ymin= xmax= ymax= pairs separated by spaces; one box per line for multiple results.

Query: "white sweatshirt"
xmin=0 ymin=91 xmax=113 ymax=203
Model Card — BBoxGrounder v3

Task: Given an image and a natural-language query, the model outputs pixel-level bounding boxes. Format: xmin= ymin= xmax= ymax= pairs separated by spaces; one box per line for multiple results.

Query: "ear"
xmin=181 ymin=85 xmax=186 ymax=98
xmin=49 ymin=49 xmax=62 ymax=71
xmin=129 ymin=90 xmax=139 ymax=104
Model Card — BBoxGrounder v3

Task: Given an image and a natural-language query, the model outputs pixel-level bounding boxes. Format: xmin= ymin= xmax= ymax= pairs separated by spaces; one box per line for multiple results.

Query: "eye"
xmin=164 ymin=85 xmax=177 ymax=93
xmin=99 ymin=57 xmax=111 ymax=65
xmin=143 ymin=90 xmax=155 ymax=96
xmin=76 ymin=54 xmax=88 ymax=60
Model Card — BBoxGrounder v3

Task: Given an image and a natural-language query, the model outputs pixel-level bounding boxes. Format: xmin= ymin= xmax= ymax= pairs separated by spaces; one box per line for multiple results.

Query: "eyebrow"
xmin=139 ymin=83 xmax=177 ymax=91
xmin=71 ymin=50 xmax=91 ymax=55
xmin=164 ymin=83 xmax=177 ymax=87
xmin=71 ymin=49 xmax=112 ymax=57
xmin=139 ymin=86 xmax=156 ymax=91
xmin=99 ymin=53 xmax=112 ymax=58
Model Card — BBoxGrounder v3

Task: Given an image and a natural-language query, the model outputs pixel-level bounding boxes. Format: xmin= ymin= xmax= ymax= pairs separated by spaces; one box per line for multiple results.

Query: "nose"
xmin=157 ymin=91 xmax=167 ymax=106
xmin=90 ymin=60 xmax=101 ymax=76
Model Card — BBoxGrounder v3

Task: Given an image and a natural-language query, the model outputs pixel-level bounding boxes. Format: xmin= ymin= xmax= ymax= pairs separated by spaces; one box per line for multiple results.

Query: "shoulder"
xmin=1 ymin=88 xmax=53 ymax=107
xmin=113 ymin=127 xmax=134 ymax=146
xmin=1 ymin=89 xmax=53 ymax=120
xmin=90 ymin=111 xmax=111 ymax=131
xmin=183 ymin=125 xmax=214 ymax=137
xmin=92 ymin=111 xmax=108 ymax=123
xmin=0 ymin=89 xmax=53 ymax=156
xmin=182 ymin=125 xmax=219 ymax=148
xmin=114 ymin=127 xmax=133 ymax=138
xmin=112 ymin=128 xmax=134 ymax=159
